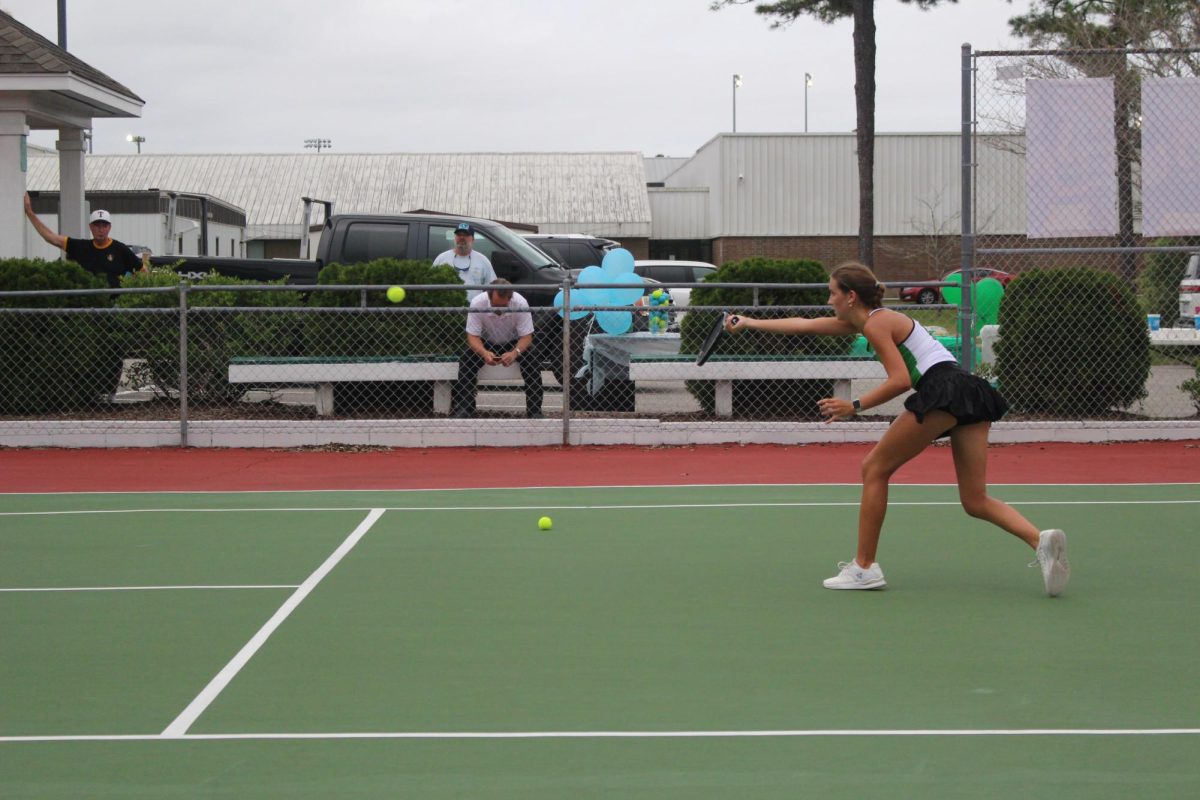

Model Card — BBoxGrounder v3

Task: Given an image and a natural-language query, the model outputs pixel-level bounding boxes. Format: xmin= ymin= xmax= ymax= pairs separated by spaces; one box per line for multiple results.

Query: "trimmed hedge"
xmin=0 ymin=258 xmax=118 ymax=413
xmin=306 ymin=259 xmax=467 ymax=357
xmin=115 ymin=269 xmax=304 ymax=405
xmin=679 ymin=257 xmax=843 ymax=417
xmin=995 ymin=267 xmax=1149 ymax=415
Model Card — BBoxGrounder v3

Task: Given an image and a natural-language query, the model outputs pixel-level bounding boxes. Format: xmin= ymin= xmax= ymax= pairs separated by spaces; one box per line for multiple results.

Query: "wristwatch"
xmin=851 ymin=398 xmax=862 ymax=413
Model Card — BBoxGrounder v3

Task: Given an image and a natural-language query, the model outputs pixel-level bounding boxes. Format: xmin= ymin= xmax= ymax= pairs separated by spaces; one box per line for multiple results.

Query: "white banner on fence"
xmin=1141 ymin=77 xmax=1200 ymax=237
xmin=1025 ymin=78 xmax=1117 ymax=239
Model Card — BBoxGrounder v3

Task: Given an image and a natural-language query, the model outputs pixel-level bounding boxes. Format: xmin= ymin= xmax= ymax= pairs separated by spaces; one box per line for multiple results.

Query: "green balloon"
xmin=974 ymin=278 xmax=1005 ymax=330
xmin=941 ymin=272 xmax=964 ymax=306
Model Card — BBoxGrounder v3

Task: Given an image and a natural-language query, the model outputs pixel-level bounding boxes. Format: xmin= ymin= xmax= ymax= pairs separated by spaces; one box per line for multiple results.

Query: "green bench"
xmin=228 ymin=355 xmax=463 ymax=416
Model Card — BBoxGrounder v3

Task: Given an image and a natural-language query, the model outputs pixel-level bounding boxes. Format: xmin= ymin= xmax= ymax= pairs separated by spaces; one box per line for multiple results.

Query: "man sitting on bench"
xmin=453 ymin=279 xmax=543 ymax=419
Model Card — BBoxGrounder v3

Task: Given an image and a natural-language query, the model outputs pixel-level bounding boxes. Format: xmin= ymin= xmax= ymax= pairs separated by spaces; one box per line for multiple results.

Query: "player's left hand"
xmin=500 ymin=350 xmax=518 ymax=367
xmin=818 ymin=397 xmax=854 ymax=423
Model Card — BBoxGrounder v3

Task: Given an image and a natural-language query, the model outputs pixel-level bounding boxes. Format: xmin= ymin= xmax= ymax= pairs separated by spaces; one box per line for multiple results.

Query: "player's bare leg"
xmin=949 ymin=422 xmax=1039 ymax=548
xmin=856 ymin=410 xmax=956 ymax=566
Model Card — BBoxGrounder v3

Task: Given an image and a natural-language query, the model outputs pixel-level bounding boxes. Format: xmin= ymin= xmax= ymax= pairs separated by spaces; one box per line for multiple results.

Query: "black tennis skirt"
xmin=904 ymin=360 xmax=1008 ymax=432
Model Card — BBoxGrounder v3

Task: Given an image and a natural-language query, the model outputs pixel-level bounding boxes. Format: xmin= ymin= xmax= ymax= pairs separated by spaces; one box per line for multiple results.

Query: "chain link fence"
xmin=2 ymin=272 xmax=1194 ymax=446
xmin=967 ymin=45 xmax=1200 ymax=422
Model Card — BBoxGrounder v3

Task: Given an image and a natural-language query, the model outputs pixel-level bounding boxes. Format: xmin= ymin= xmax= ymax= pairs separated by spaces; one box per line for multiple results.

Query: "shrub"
xmin=1182 ymin=367 xmax=1200 ymax=417
xmin=115 ymin=269 xmax=304 ymax=405
xmin=995 ymin=267 xmax=1150 ymax=416
xmin=1138 ymin=238 xmax=1198 ymax=328
xmin=0 ymin=258 xmax=119 ymax=414
xmin=679 ymin=257 xmax=844 ymax=417
xmin=305 ymin=259 xmax=466 ymax=357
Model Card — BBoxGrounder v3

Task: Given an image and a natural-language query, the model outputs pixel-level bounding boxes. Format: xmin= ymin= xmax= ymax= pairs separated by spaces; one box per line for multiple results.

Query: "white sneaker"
xmin=823 ymin=560 xmax=886 ymax=590
xmin=1033 ymin=529 xmax=1070 ymax=597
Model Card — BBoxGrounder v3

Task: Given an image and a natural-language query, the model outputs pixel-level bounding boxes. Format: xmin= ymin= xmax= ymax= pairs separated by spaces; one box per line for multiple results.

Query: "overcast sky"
xmin=6 ymin=0 xmax=1031 ymax=157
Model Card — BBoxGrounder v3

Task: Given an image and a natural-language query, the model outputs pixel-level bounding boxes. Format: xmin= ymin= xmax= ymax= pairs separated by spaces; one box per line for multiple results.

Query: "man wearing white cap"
xmin=24 ymin=193 xmax=145 ymax=287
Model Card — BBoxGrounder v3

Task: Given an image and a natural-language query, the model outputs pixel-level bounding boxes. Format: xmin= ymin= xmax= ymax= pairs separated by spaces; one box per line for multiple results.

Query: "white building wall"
xmin=648 ymin=188 xmax=709 ymax=239
xmin=659 ymin=133 xmax=1026 ymax=240
xmin=719 ymin=134 xmax=858 ymax=236
xmin=663 ymin=140 xmax=724 ymax=238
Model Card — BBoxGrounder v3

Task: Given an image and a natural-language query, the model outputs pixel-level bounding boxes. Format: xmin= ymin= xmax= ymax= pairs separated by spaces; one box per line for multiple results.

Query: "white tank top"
xmin=867 ymin=308 xmax=956 ymax=384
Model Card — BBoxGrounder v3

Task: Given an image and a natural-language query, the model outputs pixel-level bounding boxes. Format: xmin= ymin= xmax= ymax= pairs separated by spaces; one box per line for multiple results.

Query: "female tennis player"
xmin=725 ymin=262 xmax=1069 ymax=596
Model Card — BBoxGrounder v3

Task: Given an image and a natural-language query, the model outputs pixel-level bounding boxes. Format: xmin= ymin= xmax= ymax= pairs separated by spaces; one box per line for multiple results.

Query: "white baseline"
xmin=3 ymin=728 xmax=1199 ymax=744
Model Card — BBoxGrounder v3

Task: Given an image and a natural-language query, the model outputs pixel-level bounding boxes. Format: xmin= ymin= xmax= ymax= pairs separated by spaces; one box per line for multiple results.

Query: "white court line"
xmin=3 ymin=728 xmax=1199 ymax=743
xmin=160 ymin=508 xmax=386 ymax=738
xmin=0 ymin=585 xmax=299 ymax=593
xmin=2 ymin=498 xmax=1199 ymax=518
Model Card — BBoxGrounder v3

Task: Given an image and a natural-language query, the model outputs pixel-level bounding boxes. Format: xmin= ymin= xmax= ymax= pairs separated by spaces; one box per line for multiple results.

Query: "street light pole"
xmin=804 ymin=73 xmax=813 ymax=133
xmin=732 ymin=74 xmax=742 ymax=132
xmin=304 ymin=138 xmax=332 ymax=153
xmin=126 ymin=134 xmax=145 ymax=154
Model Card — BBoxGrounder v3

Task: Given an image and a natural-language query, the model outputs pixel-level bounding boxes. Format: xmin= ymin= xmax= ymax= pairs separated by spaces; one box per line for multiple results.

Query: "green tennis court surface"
xmin=3 ymin=485 xmax=1198 ymax=798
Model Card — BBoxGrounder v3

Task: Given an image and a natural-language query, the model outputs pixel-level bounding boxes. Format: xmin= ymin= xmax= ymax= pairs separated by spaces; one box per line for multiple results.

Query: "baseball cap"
xmin=455 ymin=222 xmax=475 ymax=236
xmin=89 ymin=209 xmax=112 ymax=224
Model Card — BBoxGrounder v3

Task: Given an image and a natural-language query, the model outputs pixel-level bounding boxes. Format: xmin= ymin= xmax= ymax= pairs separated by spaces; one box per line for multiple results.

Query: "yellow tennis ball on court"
xmin=538 ymin=516 xmax=553 ymax=531
xmin=386 ymin=286 xmax=406 ymax=303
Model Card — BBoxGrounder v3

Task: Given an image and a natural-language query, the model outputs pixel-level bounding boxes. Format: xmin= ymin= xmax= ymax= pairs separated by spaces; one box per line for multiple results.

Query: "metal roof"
xmin=0 ymin=10 xmax=142 ymax=102
xmin=25 ymin=151 xmax=652 ymax=239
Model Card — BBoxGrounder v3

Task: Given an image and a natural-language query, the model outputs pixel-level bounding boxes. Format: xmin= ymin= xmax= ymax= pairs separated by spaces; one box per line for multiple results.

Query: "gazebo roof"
xmin=0 ymin=10 xmax=143 ymax=124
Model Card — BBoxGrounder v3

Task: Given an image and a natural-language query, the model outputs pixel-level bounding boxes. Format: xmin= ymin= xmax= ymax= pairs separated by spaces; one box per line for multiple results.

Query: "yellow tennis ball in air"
xmin=387 ymin=286 xmax=406 ymax=303
xmin=538 ymin=516 xmax=553 ymax=531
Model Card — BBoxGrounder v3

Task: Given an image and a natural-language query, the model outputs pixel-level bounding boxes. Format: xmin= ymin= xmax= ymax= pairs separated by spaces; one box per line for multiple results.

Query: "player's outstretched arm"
xmin=727 ymin=314 xmax=855 ymax=337
xmin=24 ymin=193 xmax=66 ymax=249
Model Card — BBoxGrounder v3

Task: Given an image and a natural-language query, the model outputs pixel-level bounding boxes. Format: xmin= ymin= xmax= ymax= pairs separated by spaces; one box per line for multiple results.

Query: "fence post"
xmin=560 ymin=280 xmax=571 ymax=446
xmin=178 ymin=281 xmax=189 ymax=447
xmin=959 ymin=42 xmax=976 ymax=372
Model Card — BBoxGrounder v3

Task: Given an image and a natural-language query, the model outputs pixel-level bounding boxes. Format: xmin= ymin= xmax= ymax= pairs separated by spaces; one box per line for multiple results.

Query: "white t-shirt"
xmin=465 ymin=291 xmax=535 ymax=345
xmin=433 ymin=249 xmax=496 ymax=300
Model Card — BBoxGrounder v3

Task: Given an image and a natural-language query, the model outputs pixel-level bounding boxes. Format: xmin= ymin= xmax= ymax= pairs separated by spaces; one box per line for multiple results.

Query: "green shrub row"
xmin=0 ymin=258 xmax=465 ymax=412
xmin=0 ymin=259 xmax=119 ymax=413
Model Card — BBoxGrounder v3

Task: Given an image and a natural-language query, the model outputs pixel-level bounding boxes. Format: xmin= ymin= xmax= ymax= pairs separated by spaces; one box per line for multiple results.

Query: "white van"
xmin=1182 ymin=253 xmax=1200 ymax=325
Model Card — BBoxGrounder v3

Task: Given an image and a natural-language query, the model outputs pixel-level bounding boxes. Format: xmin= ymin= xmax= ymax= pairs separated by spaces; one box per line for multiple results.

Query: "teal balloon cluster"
xmin=553 ymin=248 xmax=644 ymax=334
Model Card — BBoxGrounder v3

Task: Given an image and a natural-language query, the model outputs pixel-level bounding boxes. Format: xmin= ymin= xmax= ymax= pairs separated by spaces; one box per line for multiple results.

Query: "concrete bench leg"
xmin=314 ymin=383 xmax=335 ymax=416
xmin=831 ymin=379 xmax=852 ymax=402
xmin=714 ymin=380 xmax=733 ymax=417
xmin=433 ymin=380 xmax=453 ymax=415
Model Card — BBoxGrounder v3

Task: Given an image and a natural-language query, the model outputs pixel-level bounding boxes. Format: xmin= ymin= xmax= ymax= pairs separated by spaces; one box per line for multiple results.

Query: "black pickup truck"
xmin=151 ymin=212 xmax=582 ymax=379
xmin=150 ymin=211 xmax=567 ymax=297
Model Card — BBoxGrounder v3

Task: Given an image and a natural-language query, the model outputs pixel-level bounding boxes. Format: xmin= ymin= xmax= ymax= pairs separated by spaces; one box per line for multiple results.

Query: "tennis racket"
xmin=695 ymin=314 xmax=738 ymax=366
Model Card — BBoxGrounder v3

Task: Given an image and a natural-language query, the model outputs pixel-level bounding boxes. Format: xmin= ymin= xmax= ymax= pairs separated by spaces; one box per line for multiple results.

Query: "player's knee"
xmin=960 ymin=493 xmax=990 ymax=518
xmin=860 ymin=455 xmax=893 ymax=484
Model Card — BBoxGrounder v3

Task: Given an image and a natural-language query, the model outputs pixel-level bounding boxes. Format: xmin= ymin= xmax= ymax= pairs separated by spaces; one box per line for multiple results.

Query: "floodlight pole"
xmin=57 ymin=1 xmax=68 ymax=48
xmin=732 ymin=74 xmax=742 ymax=132
xmin=804 ymin=73 xmax=813 ymax=132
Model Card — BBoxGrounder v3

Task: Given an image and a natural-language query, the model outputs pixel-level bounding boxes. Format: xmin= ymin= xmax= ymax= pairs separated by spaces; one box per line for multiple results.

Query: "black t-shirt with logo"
xmin=64 ymin=238 xmax=142 ymax=288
